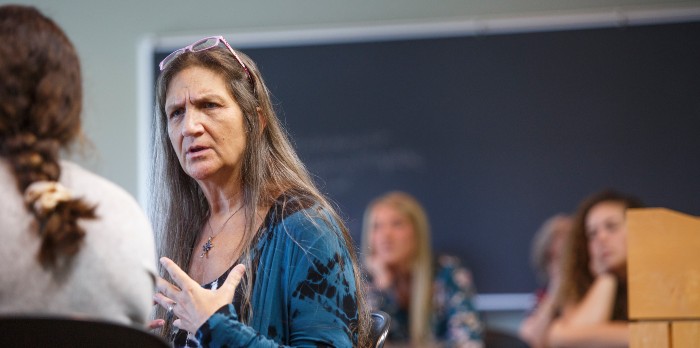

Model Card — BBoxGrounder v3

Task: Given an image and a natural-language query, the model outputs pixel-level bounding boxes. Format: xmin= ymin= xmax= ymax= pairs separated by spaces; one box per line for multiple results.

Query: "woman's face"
xmin=165 ymin=66 xmax=247 ymax=185
xmin=585 ymin=201 xmax=628 ymax=276
xmin=369 ymin=203 xmax=417 ymax=268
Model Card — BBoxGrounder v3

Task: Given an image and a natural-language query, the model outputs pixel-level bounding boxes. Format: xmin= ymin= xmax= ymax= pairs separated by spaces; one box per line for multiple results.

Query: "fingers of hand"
xmin=222 ymin=264 xmax=246 ymax=292
xmin=153 ymin=292 xmax=177 ymax=309
xmin=160 ymin=257 xmax=194 ymax=290
xmin=148 ymin=319 xmax=165 ymax=330
xmin=153 ymin=292 xmax=179 ymax=323
xmin=156 ymin=277 xmax=180 ymax=299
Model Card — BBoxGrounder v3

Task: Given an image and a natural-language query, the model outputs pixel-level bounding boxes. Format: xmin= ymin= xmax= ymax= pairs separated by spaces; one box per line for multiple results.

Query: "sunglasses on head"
xmin=159 ymin=35 xmax=253 ymax=84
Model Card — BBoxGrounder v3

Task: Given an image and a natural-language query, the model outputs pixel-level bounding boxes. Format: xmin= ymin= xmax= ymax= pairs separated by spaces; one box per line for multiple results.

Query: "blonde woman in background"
xmin=362 ymin=191 xmax=483 ymax=348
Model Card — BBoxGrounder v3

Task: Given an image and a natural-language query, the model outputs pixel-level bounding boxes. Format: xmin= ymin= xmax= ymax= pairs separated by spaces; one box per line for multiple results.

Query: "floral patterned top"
xmin=366 ymin=255 xmax=484 ymax=348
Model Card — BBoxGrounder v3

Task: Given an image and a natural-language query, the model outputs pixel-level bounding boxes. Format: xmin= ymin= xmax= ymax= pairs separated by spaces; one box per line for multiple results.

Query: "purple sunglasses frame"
xmin=159 ymin=35 xmax=253 ymax=84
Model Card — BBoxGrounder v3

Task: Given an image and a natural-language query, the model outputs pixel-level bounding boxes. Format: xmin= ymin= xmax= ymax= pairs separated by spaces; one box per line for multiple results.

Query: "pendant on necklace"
xmin=200 ymin=236 xmax=213 ymax=258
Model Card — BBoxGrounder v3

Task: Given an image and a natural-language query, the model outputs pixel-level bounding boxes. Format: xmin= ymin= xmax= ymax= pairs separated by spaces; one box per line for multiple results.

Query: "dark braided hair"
xmin=0 ymin=5 xmax=96 ymax=267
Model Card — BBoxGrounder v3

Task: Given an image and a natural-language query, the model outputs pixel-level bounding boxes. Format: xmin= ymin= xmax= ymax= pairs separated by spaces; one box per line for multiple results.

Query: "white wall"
xmin=1 ymin=0 xmax=697 ymax=202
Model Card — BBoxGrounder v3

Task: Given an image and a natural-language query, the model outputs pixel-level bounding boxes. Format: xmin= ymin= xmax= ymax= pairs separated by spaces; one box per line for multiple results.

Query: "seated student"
xmin=0 ymin=5 xmax=156 ymax=326
xmin=519 ymin=214 xmax=573 ymax=348
xmin=547 ymin=189 xmax=643 ymax=348
xmin=362 ymin=191 xmax=483 ymax=347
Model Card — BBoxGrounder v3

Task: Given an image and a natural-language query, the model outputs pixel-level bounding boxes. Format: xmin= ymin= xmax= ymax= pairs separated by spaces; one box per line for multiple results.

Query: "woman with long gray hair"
xmin=150 ymin=35 xmax=369 ymax=347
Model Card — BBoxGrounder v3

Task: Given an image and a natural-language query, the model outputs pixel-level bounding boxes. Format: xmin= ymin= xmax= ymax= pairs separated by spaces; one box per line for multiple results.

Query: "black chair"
xmin=369 ymin=310 xmax=391 ymax=348
xmin=0 ymin=316 xmax=169 ymax=347
xmin=483 ymin=328 xmax=530 ymax=348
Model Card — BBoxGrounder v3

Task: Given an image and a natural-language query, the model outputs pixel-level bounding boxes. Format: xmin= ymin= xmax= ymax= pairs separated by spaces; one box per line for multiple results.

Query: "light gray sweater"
xmin=0 ymin=159 xmax=156 ymax=327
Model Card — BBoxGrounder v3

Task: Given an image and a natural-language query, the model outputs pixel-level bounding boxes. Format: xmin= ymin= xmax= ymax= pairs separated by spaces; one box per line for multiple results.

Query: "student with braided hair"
xmin=0 ymin=5 xmax=156 ymax=326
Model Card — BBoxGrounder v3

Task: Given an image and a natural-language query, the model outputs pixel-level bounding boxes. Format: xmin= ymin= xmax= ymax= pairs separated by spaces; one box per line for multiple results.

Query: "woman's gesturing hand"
xmin=154 ymin=257 xmax=246 ymax=333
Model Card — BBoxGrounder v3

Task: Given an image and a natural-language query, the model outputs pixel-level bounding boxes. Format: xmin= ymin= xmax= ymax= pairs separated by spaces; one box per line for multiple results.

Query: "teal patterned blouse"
xmin=192 ymin=195 xmax=359 ymax=347
xmin=366 ymin=255 xmax=484 ymax=347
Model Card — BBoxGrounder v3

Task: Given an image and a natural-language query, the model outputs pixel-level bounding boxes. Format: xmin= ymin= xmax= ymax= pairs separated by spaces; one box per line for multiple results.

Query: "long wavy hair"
xmin=555 ymin=189 xmax=643 ymax=317
xmin=0 ymin=5 xmax=95 ymax=267
xmin=151 ymin=45 xmax=370 ymax=346
xmin=361 ymin=191 xmax=433 ymax=345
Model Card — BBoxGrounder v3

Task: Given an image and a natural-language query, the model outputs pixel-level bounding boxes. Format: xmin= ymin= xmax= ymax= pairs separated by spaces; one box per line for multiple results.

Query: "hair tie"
xmin=24 ymin=181 xmax=73 ymax=216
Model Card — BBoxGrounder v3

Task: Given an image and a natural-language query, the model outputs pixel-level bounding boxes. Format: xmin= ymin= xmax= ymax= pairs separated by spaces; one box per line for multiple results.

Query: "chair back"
xmin=0 ymin=316 xmax=169 ymax=347
xmin=369 ymin=310 xmax=391 ymax=348
xmin=483 ymin=328 xmax=529 ymax=348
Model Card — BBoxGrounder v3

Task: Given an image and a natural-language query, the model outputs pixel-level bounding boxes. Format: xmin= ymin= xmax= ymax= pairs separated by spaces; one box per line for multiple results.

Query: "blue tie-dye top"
xmin=193 ymin=196 xmax=359 ymax=347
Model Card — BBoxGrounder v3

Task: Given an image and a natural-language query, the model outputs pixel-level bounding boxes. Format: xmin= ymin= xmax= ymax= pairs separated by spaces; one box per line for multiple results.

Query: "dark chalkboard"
xmin=154 ymin=21 xmax=700 ymax=294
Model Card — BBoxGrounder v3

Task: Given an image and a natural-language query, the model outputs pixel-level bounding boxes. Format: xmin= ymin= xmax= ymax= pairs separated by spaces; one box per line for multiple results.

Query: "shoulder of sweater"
xmin=59 ymin=160 xmax=144 ymax=213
